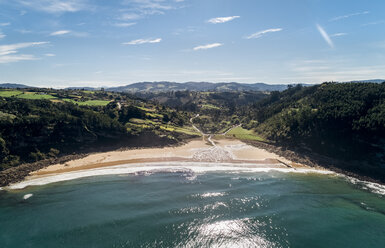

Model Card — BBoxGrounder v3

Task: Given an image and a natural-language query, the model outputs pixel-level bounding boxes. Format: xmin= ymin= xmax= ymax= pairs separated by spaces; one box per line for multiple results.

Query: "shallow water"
xmin=1 ymin=168 xmax=385 ymax=247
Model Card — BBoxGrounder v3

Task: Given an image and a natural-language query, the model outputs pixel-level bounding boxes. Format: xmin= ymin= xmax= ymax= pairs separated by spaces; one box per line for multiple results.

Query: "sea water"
xmin=0 ymin=164 xmax=385 ymax=247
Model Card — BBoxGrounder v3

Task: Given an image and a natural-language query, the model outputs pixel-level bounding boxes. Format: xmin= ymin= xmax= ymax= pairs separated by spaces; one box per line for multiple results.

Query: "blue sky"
xmin=0 ymin=0 xmax=384 ymax=87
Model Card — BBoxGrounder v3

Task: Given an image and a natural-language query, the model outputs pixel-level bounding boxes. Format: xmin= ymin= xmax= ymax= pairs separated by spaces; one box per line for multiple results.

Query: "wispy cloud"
xmin=0 ymin=22 xmax=10 ymax=27
xmin=246 ymin=28 xmax=282 ymax=39
xmin=18 ymin=0 xmax=89 ymax=13
xmin=49 ymin=30 xmax=88 ymax=37
xmin=331 ymin=33 xmax=347 ymax=37
xmin=0 ymin=42 xmax=49 ymax=64
xmin=361 ymin=20 xmax=385 ymax=27
xmin=330 ymin=11 xmax=369 ymax=22
xmin=120 ymin=13 xmax=142 ymax=20
xmin=288 ymin=59 xmax=385 ymax=83
xmin=193 ymin=43 xmax=223 ymax=51
xmin=122 ymin=38 xmax=162 ymax=45
xmin=50 ymin=30 xmax=71 ymax=36
xmin=208 ymin=16 xmax=240 ymax=24
xmin=119 ymin=0 xmax=183 ymax=20
xmin=0 ymin=33 xmax=5 ymax=39
xmin=316 ymin=24 xmax=334 ymax=48
xmin=0 ymin=42 xmax=49 ymax=56
xmin=45 ymin=53 xmax=56 ymax=57
xmin=113 ymin=22 xmax=136 ymax=27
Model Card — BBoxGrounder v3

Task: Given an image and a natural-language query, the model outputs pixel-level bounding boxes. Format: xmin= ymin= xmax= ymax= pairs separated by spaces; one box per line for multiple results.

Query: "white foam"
xmin=199 ymin=192 xmax=227 ymax=198
xmin=342 ymin=175 xmax=385 ymax=196
xmin=23 ymin=194 xmax=33 ymax=200
xmin=7 ymin=162 xmax=335 ymax=190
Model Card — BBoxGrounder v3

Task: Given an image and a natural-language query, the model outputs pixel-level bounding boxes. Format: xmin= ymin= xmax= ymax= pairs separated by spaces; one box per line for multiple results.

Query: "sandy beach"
xmin=31 ymin=138 xmax=307 ymax=177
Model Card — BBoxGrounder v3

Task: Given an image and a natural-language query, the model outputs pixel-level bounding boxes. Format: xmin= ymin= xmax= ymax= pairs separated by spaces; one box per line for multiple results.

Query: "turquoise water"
xmin=1 ymin=170 xmax=385 ymax=247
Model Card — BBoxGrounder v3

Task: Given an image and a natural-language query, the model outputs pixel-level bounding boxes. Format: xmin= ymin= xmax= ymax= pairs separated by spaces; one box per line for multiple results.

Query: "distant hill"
xmin=4 ymin=80 xmax=383 ymax=93
xmin=0 ymin=83 xmax=33 ymax=89
xmin=66 ymin=87 xmax=102 ymax=91
xmin=347 ymin=79 xmax=385 ymax=84
xmin=106 ymin=82 xmax=291 ymax=93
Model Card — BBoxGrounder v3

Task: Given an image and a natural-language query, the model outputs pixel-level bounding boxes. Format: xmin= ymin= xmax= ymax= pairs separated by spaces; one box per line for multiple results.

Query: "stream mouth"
xmin=192 ymin=145 xmax=234 ymax=162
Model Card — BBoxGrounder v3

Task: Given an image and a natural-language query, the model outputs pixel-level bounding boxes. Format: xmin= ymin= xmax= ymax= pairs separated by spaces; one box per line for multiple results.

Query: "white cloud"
xmin=330 ymin=11 xmax=369 ymax=22
xmin=288 ymin=59 xmax=385 ymax=83
xmin=0 ymin=33 xmax=5 ymax=39
xmin=120 ymin=0 xmax=183 ymax=20
xmin=0 ymin=22 xmax=10 ymax=27
xmin=0 ymin=42 xmax=49 ymax=56
xmin=361 ymin=20 xmax=385 ymax=27
xmin=50 ymin=30 xmax=71 ymax=36
xmin=193 ymin=43 xmax=223 ymax=51
xmin=18 ymin=0 xmax=88 ymax=13
xmin=126 ymin=0 xmax=173 ymax=11
xmin=0 ymin=42 xmax=49 ymax=63
xmin=49 ymin=30 xmax=87 ymax=37
xmin=45 ymin=53 xmax=56 ymax=57
xmin=113 ymin=22 xmax=137 ymax=27
xmin=0 ymin=54 xmax=39 ymax=63
xmin=120 ymin=13 xmax=142 ymax=20
xmin=246 ymin=28 xmax=282 ymax=39
xmin=208 ymin=16 xmax=240 ymax=24
xmin=122 ymin=38 xmax=162 ymax=45
xmin=331 ymin=33 xmax=347 ymax=37
xmin=316 ymin=24 xmax=334 ymax=48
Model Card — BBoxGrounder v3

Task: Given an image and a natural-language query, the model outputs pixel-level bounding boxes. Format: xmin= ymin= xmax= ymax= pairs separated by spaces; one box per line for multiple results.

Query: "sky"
xmin=0 ymin=0 xmax=384 ymax=88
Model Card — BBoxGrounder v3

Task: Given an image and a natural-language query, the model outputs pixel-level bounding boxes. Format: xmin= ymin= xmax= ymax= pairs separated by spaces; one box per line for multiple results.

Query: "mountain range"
xmin=105 ymin=82 xmax=292 ymax=93
xmin=1 ymin=80 xmax=383 ymax=93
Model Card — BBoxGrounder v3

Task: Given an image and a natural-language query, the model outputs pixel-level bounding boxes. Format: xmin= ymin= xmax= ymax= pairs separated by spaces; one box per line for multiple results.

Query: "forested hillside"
xmin=247 ymin=82 xmax=385 ymax=181
xmin=138 ymin=91 xmax=267 ymax=133
xmin=0 ymin=91 xmax=197 ymax=171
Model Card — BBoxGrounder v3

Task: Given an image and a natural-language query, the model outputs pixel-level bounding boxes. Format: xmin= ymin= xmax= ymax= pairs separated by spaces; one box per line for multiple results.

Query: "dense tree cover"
xmin=0 ymin=96 xmax=191 ymax=171
xmin=136 ymin=91 xmax=267 ymax=111
xmin=247 ymin=82 xmax=385 ymax=180
xmin=250 ymin=83 xmax=385 ymax=141
xmin=137 ymin=91 xmax=266 ymax=133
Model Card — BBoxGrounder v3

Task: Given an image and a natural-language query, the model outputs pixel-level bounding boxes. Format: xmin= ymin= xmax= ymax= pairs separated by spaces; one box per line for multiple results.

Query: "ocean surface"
xmin=1 ymin=164 xmax=385 ymax=248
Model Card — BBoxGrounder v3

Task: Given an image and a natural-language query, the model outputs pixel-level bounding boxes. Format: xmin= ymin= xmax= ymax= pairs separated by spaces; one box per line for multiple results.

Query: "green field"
xmin=0 ymin=90 xmax=23 ymax=97
xmin=129 ymin=118 xmax=158 ymax=125
xmin=63 ymin=99 xmax=110 ymax=106
xmin=129 ymin=117 xmax=201 ymax=136
xmin=17 ymin=93 xmax=57 ymax=100
xmin=138 ymin=106 xmax=156 ymax=112
xmin=226 ymin=126 xmax=265 ymax=141
xmin=145 ymin=112 xmax=163 ymax=118
xmin=160 ymin=125 xmax=201 ymax=136
xmin=201 ymin=104 xmax=220 ymax=110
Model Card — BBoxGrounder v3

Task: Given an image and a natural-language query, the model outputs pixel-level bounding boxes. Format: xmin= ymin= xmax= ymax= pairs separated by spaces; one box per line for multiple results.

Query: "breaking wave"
xmin=8 ymin=162 xmax=334 ymax=190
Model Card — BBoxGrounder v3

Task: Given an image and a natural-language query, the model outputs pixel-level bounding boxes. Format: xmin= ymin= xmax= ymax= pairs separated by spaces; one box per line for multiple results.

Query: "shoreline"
xmin=3 ymin=138 xmax=314 ymax=189
xmin=8 ymin=161 xmax=334 ymax=190
xmin=0 ymin=135 xmax=187 ymax=187
xmin=3 ymin=138 xmax=385 ymax=194
xmin=244 ymin=140 xmax=385 ymax=186
xmin=31 ymin=139 xmax=300 ymax=176
xmin=2 ymin=137 xmax=384 ymax=191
